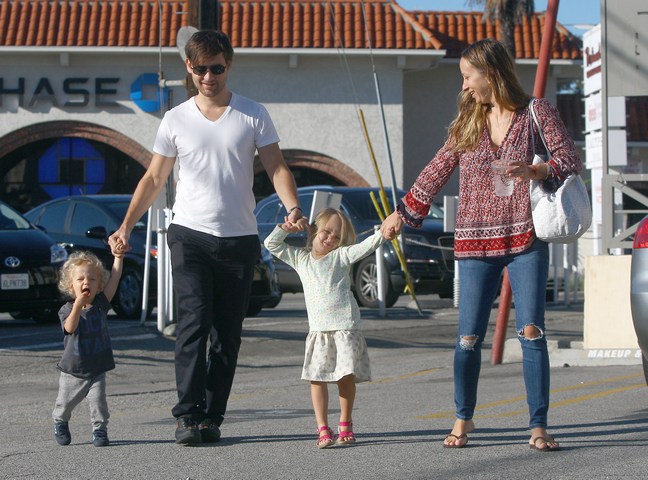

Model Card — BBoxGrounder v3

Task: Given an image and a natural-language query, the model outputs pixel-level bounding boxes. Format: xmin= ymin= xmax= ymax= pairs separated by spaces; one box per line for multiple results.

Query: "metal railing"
xmin=602 ymin=173 xmax=648 ymax=251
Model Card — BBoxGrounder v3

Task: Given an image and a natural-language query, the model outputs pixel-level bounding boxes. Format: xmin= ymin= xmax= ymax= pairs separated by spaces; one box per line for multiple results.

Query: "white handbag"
xmin=529 ymin=99 xmax=592 ymax=243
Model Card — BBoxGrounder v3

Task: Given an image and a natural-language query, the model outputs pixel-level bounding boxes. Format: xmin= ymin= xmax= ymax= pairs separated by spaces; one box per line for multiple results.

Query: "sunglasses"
xmin=191 ymin=64 xmax=227 ymax=76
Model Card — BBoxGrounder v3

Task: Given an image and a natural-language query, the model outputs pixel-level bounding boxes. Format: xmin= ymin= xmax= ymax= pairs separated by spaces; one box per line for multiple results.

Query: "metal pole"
xmin=139 ymin=206 xmax=153 ymax=325
xmin=572 ymin=241 xmax=579 ymax=304
xmin=371 ymin=69 xmax=399 ymax=212
xmin=563 ymin=243 xmax=570 ymax=306
xmin=491 ymin=268 xmax=513 ymax=365
xmin=491 ymin=0 xmax=560 ymax=365
xmin=552 ymin=243 xmax=558 ymax=303
xmin=375 ymin=226 xmax=386 ymax=317
xmin=156 ymin=209 xmax=168 ymax=333
xmin=532 ymin=0 xmax=560 ymax=99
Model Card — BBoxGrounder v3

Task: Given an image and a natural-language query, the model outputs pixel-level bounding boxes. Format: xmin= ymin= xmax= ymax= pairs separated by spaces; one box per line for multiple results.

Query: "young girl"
xmin=264 ymin=207 xmax=387 ymax=449
xmin=52 ymin=250 xmax=123 ymax=447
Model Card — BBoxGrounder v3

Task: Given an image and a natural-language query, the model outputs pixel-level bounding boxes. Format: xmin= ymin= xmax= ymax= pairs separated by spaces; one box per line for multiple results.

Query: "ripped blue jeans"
xmin=454 ymin=239 xmax=550 ymax=429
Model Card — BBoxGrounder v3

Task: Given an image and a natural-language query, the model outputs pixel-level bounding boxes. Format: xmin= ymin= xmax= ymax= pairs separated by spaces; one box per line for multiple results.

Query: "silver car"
xmin=631 ymin=214 xmax=648 ymax=384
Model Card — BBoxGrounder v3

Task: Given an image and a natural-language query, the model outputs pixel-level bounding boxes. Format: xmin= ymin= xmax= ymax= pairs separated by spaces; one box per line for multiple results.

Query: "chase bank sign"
xmin=0 ymin=73 xmax=170 ymax=113
xmin=129 ymin=73 xmax=170 ymax=113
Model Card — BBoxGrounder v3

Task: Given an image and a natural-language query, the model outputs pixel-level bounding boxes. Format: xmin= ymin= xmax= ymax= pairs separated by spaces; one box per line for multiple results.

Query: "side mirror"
xmin=86 ymin=226 xmax=108 ymax=240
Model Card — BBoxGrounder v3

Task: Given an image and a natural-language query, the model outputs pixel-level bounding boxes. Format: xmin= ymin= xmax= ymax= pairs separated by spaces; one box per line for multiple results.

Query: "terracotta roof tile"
xmin=0 ymin=0 xmax=582 ymax=60
xmin=10 ymin=3 xmax=648 ymax=142
xmin=0 ymin=0 xmax=190 ymax=47
xmin=410 ymin=10 xmax=581 ymax=59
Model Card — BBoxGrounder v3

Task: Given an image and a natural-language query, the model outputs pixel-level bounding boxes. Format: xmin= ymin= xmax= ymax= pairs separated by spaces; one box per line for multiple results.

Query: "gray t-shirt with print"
xmin=57 ymin=292 xmax=115 ymax=378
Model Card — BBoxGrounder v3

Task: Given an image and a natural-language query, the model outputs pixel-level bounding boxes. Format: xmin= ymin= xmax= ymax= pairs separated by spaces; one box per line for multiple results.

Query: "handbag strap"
xmin=530 ymin=98 xmax=572 ymax=183
xmin=529 ymin=98 xmax=552 ymax=157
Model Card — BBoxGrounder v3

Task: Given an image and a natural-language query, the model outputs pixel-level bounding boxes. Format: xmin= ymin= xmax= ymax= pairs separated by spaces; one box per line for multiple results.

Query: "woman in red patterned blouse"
xmin=382 ymin=39 xmax=581 ymax=452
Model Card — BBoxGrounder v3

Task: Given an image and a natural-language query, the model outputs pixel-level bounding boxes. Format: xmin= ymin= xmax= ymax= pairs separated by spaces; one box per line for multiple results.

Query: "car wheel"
xmin=113 ymin=266 xmax=146 ymax=319
xmin=9 ymin=311 xmax=32 ymax=320
xmin=354 ymin=257 xmax=399 ymax=308
xmin=30 ymin=308 xmax=60 ymax=324
xmin=264 ymin=291 xmax=282 ymax=309
xmin=246 ymin=301 xmax=263 ymax=317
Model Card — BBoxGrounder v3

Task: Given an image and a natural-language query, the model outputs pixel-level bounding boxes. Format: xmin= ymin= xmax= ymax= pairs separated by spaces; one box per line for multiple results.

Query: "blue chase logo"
xmin=130 ymin=73 xmax=169 ymax=113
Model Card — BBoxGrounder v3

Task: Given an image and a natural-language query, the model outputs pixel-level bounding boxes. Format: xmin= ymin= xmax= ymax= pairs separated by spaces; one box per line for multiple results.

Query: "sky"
xmin=396 ymin=0 xmax=601 ymax=36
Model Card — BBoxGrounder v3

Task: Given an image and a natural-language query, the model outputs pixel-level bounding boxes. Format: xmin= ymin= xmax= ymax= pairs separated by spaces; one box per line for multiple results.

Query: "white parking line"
xmin=244 ymin=320 xmax=301 ymax=328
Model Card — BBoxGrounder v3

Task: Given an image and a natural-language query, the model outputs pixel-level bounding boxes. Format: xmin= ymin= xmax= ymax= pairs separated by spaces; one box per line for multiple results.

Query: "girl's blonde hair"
xmin=447 ymin=38 xmax=532 ymax=153
xmin=58 ymin=251 xmax=109 ymax=297
xmin=306 ymin=208 xmax=356 ymax=250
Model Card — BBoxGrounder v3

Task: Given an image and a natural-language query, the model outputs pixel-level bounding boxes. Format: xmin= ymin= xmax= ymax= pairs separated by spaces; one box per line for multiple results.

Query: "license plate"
xmin=1 ymin=273 xmax=29 ymax=290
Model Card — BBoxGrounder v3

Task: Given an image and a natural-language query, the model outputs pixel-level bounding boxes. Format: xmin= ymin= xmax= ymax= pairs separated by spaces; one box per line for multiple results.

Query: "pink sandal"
xmin=316 ymin=426 xmax=334 ymax=449
xmin=336 ymin=421 xmax=356 ymax=445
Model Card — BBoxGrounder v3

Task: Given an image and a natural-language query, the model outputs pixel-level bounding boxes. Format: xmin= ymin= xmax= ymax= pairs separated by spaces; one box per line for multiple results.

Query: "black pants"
xmin=167 ymin=224 xmax=260 ymax=425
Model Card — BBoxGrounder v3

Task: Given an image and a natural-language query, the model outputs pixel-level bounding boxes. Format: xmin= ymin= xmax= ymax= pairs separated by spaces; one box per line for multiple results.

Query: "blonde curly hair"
xmin=58 ymin=251 xmax=109 ymax=297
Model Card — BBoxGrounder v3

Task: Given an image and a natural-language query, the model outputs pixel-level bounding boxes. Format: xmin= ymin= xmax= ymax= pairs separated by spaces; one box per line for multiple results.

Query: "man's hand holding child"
xmin=280 ymin=220 xmax=305 ymax=233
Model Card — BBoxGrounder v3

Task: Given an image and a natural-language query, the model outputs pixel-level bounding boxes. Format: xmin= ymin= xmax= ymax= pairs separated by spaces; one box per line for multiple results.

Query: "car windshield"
xmin=341 ymin=191 xmax=388 ymax=221
xmin=0 ymin=203 xmax=32 ymax=230
xmin=106 ymin=201 xmax=148 ymax=229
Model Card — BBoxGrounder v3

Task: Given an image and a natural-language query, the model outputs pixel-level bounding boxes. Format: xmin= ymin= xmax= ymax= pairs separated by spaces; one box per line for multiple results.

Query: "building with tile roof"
xmin=0 ymin=0 xmax=591 ymax=212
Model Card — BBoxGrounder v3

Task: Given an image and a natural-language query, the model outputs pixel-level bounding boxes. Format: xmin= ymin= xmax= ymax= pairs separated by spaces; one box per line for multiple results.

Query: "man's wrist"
xmin=288 ymin=206 xmax=302 ymax=214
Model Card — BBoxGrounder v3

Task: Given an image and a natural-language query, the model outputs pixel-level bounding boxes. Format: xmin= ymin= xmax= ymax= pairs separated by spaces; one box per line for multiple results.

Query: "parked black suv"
xmin=254 ymin=186 xmax=455 ymax=308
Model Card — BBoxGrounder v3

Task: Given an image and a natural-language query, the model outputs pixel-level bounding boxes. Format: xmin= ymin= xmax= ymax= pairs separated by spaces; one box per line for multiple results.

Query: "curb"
xmin=502 ymin=338 xmax=643 ymax=367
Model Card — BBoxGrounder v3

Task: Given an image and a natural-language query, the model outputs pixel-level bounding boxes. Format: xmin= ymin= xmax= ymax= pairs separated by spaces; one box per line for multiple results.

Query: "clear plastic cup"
xmin=492 ymin=160 xmax=514 ymax=196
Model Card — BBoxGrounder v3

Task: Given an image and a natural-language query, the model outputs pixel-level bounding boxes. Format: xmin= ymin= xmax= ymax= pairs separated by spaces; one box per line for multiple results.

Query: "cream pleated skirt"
xmin=301 ymin=330 xmax=371 ymax=383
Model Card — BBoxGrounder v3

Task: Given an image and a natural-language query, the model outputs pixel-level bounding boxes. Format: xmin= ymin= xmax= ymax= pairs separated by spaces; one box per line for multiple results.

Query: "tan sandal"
xmin=443 ymin=433 xmax=468 ymax=448
xmin=530 ymin=435 xmax=560 ymax=452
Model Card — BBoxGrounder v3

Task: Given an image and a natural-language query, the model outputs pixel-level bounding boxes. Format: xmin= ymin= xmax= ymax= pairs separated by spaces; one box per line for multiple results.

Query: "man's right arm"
xmin=108 ymin=152 xmax=175 ymax=254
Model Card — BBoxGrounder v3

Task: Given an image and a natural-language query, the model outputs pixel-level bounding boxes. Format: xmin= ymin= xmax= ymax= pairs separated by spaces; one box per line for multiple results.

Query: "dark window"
xmin=0 ymin=138 xmax=146 ymax=213
xmin=60 ymin=158 xmax=86 ymax=184
xmin=256 ymin=201 xmax=283 ymax=224
xmin=36 ymin=203 xmax=69 ymax=234
xmin=556 ymin=78 xmax=585 ymax=142
xmin=253 ymin=166 xmax=344 ymax=203
xmin=70 ymin=203 xmax=110 ymax=234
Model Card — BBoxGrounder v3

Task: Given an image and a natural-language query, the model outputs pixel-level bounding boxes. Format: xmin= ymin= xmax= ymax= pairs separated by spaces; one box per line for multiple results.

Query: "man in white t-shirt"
xmin=109 ymin=30 xmax=307 ymax=445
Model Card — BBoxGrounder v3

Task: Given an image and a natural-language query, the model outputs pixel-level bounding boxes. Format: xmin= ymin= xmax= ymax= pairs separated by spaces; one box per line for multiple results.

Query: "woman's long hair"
xmin=447 ymin=38 xmax=532 ymax=152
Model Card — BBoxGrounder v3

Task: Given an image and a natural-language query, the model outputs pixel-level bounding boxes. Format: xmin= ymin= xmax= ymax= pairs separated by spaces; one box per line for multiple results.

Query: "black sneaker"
xmin=92 ymin=428 xmax=110 ymax=447
xmin=175 ymin=417 xmax=201 ymax=445
xmin=53 ymin=422 xmax=71 ymax=446
xmin=199 ymin=418 xmax=221 ymax=443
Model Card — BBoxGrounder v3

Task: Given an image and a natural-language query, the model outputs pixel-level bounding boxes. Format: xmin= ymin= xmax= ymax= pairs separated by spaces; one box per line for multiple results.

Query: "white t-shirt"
xmin=153 ymin=93 xmax=280 ymax=237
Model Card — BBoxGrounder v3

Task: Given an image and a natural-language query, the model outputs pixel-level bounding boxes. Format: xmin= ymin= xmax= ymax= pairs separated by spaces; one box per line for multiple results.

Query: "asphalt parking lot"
xmin=1 ymin=293 xmax=647 ymax=480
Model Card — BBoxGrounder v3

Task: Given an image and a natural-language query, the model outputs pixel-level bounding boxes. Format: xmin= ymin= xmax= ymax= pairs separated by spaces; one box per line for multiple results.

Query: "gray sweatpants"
xmin=52 ymin=371 xmax=109 ymax=431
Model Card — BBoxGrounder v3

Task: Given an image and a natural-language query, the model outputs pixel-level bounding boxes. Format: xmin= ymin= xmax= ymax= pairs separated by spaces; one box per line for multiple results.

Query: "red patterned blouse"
xmin=398 ymin=98 xmax=582 ymax=259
